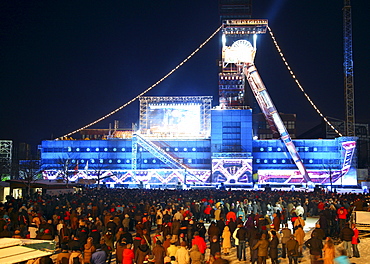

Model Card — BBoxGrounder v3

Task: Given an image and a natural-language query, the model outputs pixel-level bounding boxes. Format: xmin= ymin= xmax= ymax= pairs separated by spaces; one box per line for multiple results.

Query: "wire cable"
xmin=267 ymin=26 xmax=343 ymax=137
xmin=58 ymin=25 xmax=223 ymax=139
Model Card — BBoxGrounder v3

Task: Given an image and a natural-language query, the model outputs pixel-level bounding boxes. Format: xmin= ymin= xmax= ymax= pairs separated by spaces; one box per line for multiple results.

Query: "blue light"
xmin=81 ymin=160 xmax=84 ymax=163
xmin=86 ymin=148 xmax=90 ymax=151
xmin=192 ymin=148 xmax=196 ymax=151
xmin=174 ymin=148 xmax=178 ymax=151
xmin=260 ymin=147 xmax=264 ymax=151
xmin=309 ymin=159 xmax=313 ymax=163
xmin=126 ymin=160 xmax=130 ymax=163
xmin=68 ymin=147 xmax=72 ymax=152
xmin=109 ymin=160 xmax=112 ymax=163
xmin=264 ymin=159 xmax=268 ymax=163
xmin=277 ymin=148 xmax=281 ymax=151
xmin=113 ymin=148 xmax=117 ymax=151
xmin=184 ymin=148 xmax=187 ymax=151
xmin=122 ymin=148 xmax=126 ymax=151
xmin=153 ymin=159 xmax=156 ymax=163
xmin=117 ymin=159 xmax=121 ymax=163
xmin=268 ymin=147 xmax=272 ymax=151
xmin=76 ymin=148 xmax=80 ymax=152
xmin=95 ymin=148 xmax=99 ymax=151
xmin=104 ymin=148 xmax=108 ymax=151
xmin=144 ymin=159 xmax=148 ymax=163
xmin=273 ymin=159 xmax=277 ymax=163
xmin=100 ymin=159 xmax=103 ymax=163
xmin=256 ymin=159 xmax=260 ymax=163
xmin=166 ymin=148 xmax=170 ymax=151
xmin=313 ymin=147 xmax=318 ymax=152
xmin=282 ymin=160 xmax=286 ymax=163
xmin=91 ymin=159 xmax=95 ymax=163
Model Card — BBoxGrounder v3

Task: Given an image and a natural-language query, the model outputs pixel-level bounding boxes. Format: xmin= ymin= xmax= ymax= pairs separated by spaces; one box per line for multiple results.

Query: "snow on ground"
xmin=217 ymin=217 xmax=368 ymax=264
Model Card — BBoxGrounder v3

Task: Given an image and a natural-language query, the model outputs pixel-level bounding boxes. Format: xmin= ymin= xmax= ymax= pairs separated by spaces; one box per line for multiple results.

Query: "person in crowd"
xmin=152 ymin=240 xmax=166 ymax=264
xmin=281 ymin=223 xmax=292 ymax=259
xmin=269 ymin=230 xmax=279 ymax=264
xmin=135 ymin=241 xmax=151 ymax=264
xmin=236 ymin=223 xmax=247 ymax=261
xmin=56 ymin=244 xmax=71 ymax=264
xmin=84 ymin=237 xmax=96 ymax=264
xmin=192 ymin=231 xmax=207 ymax=256
xmin=334 ymin=249 xmax=351 ymax=264
xmin=351 ymin=223 xmax=360 ymax=258
xmin=339 ymin=223 xmax=354 ymax=258
xmin=69 ymin=246 xmax=84 ymax=264
xmin=294 ymin=225 xmax=305 ymax=257
xmin=190 ymin=244 xmax=203 ymax=264
xmin=322 ymin=237 xmax=335 ymax=264
xmin=122 ymin=243 xmax=135 ymax=264
xmin=175 ymin=241 xmax=190 ymax=264
xmin=286 ymin=235 xmax=299 ymax=264
xmin=221 ymin=225 xmax=231 ymax=256
xmin=252 ymin=233 xmax=269 ymax=264
xmin=305 ymin=232 xmax=323 ymax=264
xmin=90 ymin=243 xmax=107 ymax=264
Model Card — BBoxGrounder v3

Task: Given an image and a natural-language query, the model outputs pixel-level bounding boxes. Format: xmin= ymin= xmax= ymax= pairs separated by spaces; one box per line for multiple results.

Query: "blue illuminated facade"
xmin=40 ymin=106 xmax=358 ymax=187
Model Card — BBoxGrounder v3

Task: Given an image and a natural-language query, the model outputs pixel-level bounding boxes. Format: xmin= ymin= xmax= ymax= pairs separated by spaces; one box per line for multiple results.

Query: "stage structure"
xmin=39 ymin=15 xmax=358 ymax=188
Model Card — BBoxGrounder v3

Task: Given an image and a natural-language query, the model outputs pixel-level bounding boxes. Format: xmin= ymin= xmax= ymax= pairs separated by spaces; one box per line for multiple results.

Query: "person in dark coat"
xmin=236 ymin=224 xmax=247 ymax=261
xmin=249 ymin=233 xmax=260 ymax=264
xmin=252 ymin=233 xmax=269 ymax=264
xmin=135 ymin=243 xmax=150 ymax=264
xmin=340 ymin=223 xmax=354 ymax=258
xmin=269 ymin=230 xmax=279 ymax=264
xmin=209 ymin=236 xmax=221 ymax=259
xmin=152 ymin=240 xmax=166 ymax=264
xmin=304 ymin=232 xmax=323 ymax=264
xmin=286 ymin=235 xmax=299 ymax=264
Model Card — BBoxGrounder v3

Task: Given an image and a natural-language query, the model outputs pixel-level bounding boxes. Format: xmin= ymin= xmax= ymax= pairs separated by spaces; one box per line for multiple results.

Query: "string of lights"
xmin=267 ymin=26 xmax=343 ymax=137
xmin=59 ymin=25 xmax=223 ymax=139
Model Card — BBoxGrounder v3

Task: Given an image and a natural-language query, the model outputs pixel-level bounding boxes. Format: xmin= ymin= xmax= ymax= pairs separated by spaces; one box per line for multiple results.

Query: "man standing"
xmin=281 ymin=224 xmax=292 ymax=258
xmin=286 ymin=235 xmax=299 ymax=264
xmin=175 ymin=241 xmax=190 ymax=264
xmin=340 ymin=223 xmax=354 ymax=258
xmin=304 ymin=232 xmax=323 ymax=264
xmin=252 ymin=233 xmax=269 ymax=264
xmin=236 ymin=223 xmax=247 ymax=261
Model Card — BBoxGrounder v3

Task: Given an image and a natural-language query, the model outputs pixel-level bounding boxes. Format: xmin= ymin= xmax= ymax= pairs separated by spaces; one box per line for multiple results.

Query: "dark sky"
xmin=1 ymin=0 xmax=369 ymax=149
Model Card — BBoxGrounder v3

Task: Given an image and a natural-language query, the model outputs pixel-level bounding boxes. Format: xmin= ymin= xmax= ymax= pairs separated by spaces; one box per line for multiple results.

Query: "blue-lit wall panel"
xmin=211 ymin=109 xmax=253 ymax=153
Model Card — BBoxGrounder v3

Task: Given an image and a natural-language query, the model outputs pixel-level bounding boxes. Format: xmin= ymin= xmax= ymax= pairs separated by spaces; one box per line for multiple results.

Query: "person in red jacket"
xmin=204 ymin=205 xmax=212 ymax=223
xmin=192 ymin=231 xmax=207 ymax=256
xmin=337 ymin=207 xmax=348 ymax=231
xmin=122 ymin=243 xmax=135 ymax=264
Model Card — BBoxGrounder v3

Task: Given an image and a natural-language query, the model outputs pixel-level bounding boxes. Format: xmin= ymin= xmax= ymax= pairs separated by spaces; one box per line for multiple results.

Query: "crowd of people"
xmin=0 ymin=187 xmax=367 ymax=264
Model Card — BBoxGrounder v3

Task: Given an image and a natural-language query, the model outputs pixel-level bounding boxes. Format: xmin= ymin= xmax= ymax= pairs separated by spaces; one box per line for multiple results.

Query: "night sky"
xmin=1 ymin=0 xmax=369 ymax=150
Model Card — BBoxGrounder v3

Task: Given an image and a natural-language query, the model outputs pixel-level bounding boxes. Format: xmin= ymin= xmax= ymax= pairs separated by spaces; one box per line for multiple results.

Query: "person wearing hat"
xmin=166 ymin=239 xmax=178 ymax=258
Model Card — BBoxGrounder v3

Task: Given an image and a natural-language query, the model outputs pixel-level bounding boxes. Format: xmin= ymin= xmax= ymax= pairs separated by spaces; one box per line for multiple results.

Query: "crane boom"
xmin=242 ymin=63 xmax=311 ymax=183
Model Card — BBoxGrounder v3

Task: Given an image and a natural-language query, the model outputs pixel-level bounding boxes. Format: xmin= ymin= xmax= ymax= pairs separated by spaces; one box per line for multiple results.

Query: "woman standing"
xmin=351 ymin=224 xmax=360 ymax=258
xmin=221 ymin=226 xmax=231 ymax=255
xmin=323 ymin=237 xmax=335 ymax=264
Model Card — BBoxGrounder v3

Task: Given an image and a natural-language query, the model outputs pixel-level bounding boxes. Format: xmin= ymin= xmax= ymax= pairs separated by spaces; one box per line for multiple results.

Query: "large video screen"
xmin=148 ymin=103 xmax=201 ymax=135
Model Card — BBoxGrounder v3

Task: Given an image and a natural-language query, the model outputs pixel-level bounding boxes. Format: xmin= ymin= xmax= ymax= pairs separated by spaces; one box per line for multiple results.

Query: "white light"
xmin=104 ymin=148 xmax=108 ymax=151
xmin=95 ymin=148 xmax=99 ymax=151
xmin=222 ymin=34 xmax=226 ymax=46
xmin=86 ymin=148 xmax=90 ymax=151
xmin=253 ymin=34 xmax=257 ymax=49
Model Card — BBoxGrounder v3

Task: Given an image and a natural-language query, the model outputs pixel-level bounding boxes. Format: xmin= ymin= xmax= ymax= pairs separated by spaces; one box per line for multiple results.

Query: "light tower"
xmin=343 ymin=0 xmax=355 ymax=136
